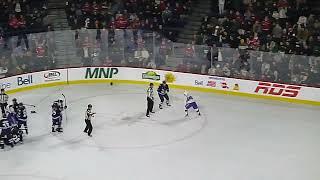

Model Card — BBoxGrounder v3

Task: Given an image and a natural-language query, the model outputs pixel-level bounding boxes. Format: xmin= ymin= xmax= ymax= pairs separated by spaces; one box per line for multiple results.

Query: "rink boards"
xmin=0 ymin=67 xmax=319 ymax=106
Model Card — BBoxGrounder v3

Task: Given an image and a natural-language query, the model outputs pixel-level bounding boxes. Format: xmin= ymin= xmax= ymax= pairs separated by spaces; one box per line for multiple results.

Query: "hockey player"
xmin=84 ymin=104 xmax=95 ymax=137
xmin=52 ymin=102 xmax=63 ymax=132
xmin=0 ymin=127 xmax=3 ymax=149
xmin=17 ymin=103 xmax=28 ymax=134
xmin=7 ymin=105 xmax=23 ymax=143
xmin=56 ymin=99 xmax=67 ymax=111
xmin=0 ymin=117 xmax=14 ymax=148
xmin=157 ymin=81 xmax=170 ymax=109
xmin=184 ymin=91 xmax=201 ymax=116
xmin=146 ymin=83 xmax=155 ymax=117
xmin=12 ymin=98 xmax=19 ymax=113
xmin=51 ymin=99 xmax=67 ymax=133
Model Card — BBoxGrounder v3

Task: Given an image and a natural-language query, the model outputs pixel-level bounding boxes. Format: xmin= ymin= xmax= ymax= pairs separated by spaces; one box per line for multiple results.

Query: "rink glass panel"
xmin=0 ymin=29 xmax=319 ymax=87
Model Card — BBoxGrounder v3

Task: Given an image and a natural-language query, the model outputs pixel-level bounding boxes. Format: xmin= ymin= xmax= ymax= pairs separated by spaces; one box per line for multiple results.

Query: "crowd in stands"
xmin=198 ymin=0 xmax=320 ymax=56
xmin=65 ymin=0 xmax=193 ymax=40
xmin=0 ymin=32 xmax=57 ymax=78
xmin=67 ymin=0 xmax=193 ymax=68
xmin=196 ymin=0 xmax=320 ymax=86
xmin=0 ymin=0 xmax=54 ymax=77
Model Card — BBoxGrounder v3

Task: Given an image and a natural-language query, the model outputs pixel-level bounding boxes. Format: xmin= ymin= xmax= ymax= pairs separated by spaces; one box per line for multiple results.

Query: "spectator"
xmin=272 ymin=23 xmax=283 ymax=41
xmin=219 ymin=0 xmax=226 ymax=15
xmin=248 ymin=32 xmax=260 ymax=50
xmin=261 ymin=16 xmax=272 ymax=33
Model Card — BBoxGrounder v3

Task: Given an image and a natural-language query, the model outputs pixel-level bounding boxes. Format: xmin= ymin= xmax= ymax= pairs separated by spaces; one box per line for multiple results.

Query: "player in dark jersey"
xmin=157 ymin=81 xmax=170 ymax=109
xmin=17 ymin=103 xmax=28 ymax=134
xmin=0 ymin=117 xmax=14 ymax=148
xmin=52 ymin=102 xmax=63 ymax=132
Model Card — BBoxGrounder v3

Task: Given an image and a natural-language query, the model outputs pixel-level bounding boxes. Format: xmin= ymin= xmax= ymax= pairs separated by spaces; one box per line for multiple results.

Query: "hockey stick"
xmin=23 ymin=104 xmax=37 ymax=113
xmin=62 ymin=94 xmax=68 ymax=123
xmin=24 ymin=104 xmax=36 ymax=107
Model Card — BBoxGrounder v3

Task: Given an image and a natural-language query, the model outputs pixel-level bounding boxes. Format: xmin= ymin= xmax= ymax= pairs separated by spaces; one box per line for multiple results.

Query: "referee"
xmin=146 ymin=83 xmax=154 ymax=117
xmin=84 ymin=104 xmax=95 ymax=137
xmin=0 ymin=89 xmax=8 ymax=117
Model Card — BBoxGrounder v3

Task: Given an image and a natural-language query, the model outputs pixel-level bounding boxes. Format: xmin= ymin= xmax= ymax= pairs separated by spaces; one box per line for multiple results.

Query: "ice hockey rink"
xmin=0 ymin=83 xmax=320 ymax=180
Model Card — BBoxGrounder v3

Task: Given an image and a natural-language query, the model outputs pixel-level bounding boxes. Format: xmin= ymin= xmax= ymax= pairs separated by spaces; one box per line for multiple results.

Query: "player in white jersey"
xmin=184 ymin=91 xmax=201 ymax=116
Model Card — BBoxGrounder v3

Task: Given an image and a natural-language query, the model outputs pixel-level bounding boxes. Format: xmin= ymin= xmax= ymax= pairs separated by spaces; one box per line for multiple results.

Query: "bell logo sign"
xmin=254 ymin=82 xmax=301 ymax=98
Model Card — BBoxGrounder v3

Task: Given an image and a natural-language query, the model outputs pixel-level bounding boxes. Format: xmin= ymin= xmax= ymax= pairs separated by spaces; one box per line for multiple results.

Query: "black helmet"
xmin=88 ymin=104 xmax=92 ymax=108
xmin=13 ymin=98 xmax=17 ymax=101
xmin=19 ymin=102 xmax=23 ymax=106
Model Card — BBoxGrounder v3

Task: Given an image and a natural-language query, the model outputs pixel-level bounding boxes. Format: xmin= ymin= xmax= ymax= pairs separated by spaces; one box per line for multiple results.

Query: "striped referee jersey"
xmin=0 ymin=93 xmax=8 ymax=104
xmin=147 ymin=87 xmax=154 ymax=99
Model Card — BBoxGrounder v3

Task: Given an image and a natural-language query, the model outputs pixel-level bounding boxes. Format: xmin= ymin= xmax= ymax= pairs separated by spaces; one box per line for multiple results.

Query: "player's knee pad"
xmin=164 ymin=94 xmax=169 ymax=100
xmin=159 ymin=95 xmax=164 ymax=102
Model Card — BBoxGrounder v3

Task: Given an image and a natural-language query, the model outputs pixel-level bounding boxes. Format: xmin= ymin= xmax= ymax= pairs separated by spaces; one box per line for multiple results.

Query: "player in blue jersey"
xmin=184 ymin=91 xmax=201 ymax=116
xmin=51 ymin=99 xmax=67 ymax=133
xmin=12 ymin=98 xmax=19 ymax=113
xmin=0 ymin=117 xmax=14 ymax=148
xmin=17 ymin=103 xmax=28 ymax=134
xmin=7 ymin=105 xmax=23 ymax=143
xmin=157 ymin=81 xmax=171 ymax=109
xmin=52 ymin=102 xmax=63 ymax=132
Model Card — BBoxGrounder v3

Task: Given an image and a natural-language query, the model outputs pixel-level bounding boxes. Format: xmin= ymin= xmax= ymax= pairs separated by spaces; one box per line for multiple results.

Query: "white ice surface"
xmin=0 ymin=83 xmax=320 ymax=180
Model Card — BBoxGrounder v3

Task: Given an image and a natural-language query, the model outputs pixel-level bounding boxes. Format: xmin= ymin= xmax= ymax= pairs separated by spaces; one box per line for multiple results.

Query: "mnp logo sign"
xmin=85 ymin=68 xmax=119 ymax=79
xmin=254 ymin=82 xmax=301 ymax=97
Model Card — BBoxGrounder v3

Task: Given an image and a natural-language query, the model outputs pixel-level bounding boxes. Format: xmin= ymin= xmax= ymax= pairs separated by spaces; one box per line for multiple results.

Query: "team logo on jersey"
xmin=44 ymin=71 xmax=61 ymax=82
xmin=142 ymin=71 xmax=160 ymax=81
xmin=165 ymin=73 xmax=176 ymax=83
